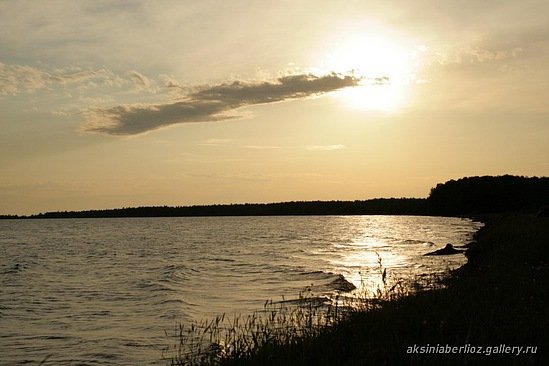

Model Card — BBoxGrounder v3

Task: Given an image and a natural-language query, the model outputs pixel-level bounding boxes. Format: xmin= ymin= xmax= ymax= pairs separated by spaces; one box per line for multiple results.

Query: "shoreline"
xmin=198 ymin=213 xmax=547 ymax=365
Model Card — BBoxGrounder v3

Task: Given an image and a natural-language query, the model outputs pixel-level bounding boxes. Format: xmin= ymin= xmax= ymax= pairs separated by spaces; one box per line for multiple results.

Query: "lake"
xmin=0 ymin=215 xmax=482 ymax=365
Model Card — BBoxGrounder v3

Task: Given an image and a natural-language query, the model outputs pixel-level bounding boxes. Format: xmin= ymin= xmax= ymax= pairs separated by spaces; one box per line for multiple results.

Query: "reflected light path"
xmin=317 ymin=216 xmax=479 ymax=296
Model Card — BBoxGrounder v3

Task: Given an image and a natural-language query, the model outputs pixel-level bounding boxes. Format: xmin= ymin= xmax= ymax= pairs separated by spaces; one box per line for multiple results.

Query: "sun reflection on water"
xmin=320 ymin=216 xmax=479 ymax=296
xmin=329 ymin=239 xmax=411 ymax=293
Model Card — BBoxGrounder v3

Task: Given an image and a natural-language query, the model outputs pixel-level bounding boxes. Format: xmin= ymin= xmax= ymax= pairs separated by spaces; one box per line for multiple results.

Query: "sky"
xmin=1 ymin=0 xmax=549 ymax=215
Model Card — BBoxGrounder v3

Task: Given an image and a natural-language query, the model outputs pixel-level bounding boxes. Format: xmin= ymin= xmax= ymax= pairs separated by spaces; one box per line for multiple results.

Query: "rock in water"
xmin=425 ymin=244 xmax=465 ymax=256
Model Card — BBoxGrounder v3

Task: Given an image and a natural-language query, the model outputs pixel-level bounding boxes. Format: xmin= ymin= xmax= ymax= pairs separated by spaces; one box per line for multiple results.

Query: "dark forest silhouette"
xmin=22 ymin=199 xmax=428 ymax=219
xmin=1 ymin=175 xmax=547 ymax=219
xmin=428 ymin=175 xmax=548 ymax=215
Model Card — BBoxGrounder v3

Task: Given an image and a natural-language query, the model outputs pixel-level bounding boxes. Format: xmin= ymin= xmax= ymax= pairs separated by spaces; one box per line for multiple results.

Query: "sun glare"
xmin=336 ymin=83 xmax=409 ymax=111
xmin=316 ymin=32 xmax=423 ymax=112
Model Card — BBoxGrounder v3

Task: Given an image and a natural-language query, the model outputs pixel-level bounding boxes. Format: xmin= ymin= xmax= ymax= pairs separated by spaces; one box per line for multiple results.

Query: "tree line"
xmin=24 ymin=198 xmax=429 ymax=219
xmin=428 ymin=175 xmax=548 ymax=215
xmin=2 ymin=175 xmax=547 ymax=219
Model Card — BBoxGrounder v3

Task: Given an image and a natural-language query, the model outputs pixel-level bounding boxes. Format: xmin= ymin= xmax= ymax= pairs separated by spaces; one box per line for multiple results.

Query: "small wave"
xmin=1 ymin=263 xmax=26 ymax=274
xmin=81 ymin=352 xmax=124 ymax=361
xmin=328 ymin=274 xmax=356 ymax=292
xmin=123 ymin=340 xmax=154 ymax=348
xmin=24 ymin=334 xmax=74 ymax=341
xmin=209 ymin=257 xmax=236 ymax=263
xmin=297 ymin=270 xmax=335 ymax=280
xmin=43 ymin=335 xmax=72 ymax=340
xmin=89 ymin=310 xmax=111 ymax=317
xmin=159 ymin=263 xmax=199 ymax=284
xmin=277 ymin=295 xmax=332 ymax=306
xmin=295 ymin=270 xmax=356 ymax=292
xmin=402 ymin=239 xmax=435 ymax=246
xmin=159 ymin=299 xmax=185 ymax=305
xmin=136 ymin=280 xmax=177 ymax=295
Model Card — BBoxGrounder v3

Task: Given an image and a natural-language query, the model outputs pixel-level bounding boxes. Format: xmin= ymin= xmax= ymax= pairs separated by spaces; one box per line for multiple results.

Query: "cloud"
xmin=244 ymin=145 xmax=282 ymax=150
xmin=373 ymin=76 xmax=390 ymax=85
xmin=50 ymin=69 xmax=113 ymax=84
xmin=435 ymin=45 xmax=524 ymax=66
xmin=0 ymin=63 xmax=44 ymax=95
xmin=305 ymin=144 xmax=346 ymax=151
xmin=0 ymin=62 xmax=114 ymax=95
xmin=84 ymin=72 xmax=360 ymax=135
xmin=84 ymin=100 xmax=234 ymax=135
xmin=199 ymin=138 xmax=233 ymax=146
xmin=189 ymin=73 xmax=358 ymax=104
xmin=128 ymin=70 xmax=158 ymax=92
xmin=242 ymin=144 xmax=345 ymax=151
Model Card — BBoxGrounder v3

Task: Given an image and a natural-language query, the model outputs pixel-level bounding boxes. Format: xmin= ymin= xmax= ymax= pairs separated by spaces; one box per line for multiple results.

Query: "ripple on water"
xmin=0 ymin=216 xmax=481 ymax=365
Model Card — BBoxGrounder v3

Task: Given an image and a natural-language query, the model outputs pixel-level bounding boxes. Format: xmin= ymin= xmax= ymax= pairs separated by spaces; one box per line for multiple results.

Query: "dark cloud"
xmin=372 ymin=76 xmax=390 ymax=85
xmin=86 ymin=100 xmax=235 ymax=135
xmin=191 ymin=73 xmax=359 ymax=104
xmin=84 ymin=73 xmax=360 ymax=135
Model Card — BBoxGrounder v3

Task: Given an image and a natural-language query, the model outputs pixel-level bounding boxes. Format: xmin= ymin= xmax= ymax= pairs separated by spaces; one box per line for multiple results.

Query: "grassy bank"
xmin=168 ymin=214 xmax=548 ymax=365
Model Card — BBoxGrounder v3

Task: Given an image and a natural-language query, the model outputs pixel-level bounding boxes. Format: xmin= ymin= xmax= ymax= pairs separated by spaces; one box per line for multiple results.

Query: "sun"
xmin=314 ymin=32 xmax=423 ymax=111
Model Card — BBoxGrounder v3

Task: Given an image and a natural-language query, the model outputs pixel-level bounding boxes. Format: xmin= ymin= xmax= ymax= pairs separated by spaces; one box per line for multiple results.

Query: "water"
xmin=0 ymin=215 xmax=482 ymax=365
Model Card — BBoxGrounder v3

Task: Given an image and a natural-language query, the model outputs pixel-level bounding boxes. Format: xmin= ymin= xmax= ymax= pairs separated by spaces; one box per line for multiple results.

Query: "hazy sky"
xmin=1 ymin=0 xmax=548 ymax=215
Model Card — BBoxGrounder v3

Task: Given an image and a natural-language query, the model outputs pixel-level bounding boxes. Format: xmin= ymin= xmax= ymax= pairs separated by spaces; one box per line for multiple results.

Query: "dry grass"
xmin=164 ymin=255 xmax=439 ymax=366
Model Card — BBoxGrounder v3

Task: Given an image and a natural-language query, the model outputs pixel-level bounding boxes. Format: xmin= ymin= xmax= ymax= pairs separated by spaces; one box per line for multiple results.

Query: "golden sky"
xmin=1 ymin=0 xmax=548 ymax=215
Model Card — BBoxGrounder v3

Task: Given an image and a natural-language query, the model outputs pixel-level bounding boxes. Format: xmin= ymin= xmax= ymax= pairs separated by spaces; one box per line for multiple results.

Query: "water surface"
xmin=0 ymin=215 xmax=482 ymax=365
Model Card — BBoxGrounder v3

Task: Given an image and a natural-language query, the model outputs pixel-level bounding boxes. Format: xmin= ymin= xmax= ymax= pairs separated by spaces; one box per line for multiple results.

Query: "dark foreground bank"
xmin=178 ymin=214 xmax=547 ymax=366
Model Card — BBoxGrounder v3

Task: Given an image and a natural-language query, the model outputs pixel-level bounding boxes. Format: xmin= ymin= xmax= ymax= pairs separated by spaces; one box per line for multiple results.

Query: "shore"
xmin=209 ymin=214 xmax=547 ymax=365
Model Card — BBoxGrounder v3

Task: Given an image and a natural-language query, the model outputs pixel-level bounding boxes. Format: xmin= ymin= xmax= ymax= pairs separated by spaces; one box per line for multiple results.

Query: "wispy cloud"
xmin=305 ymin=144 xmax=346 ymax=151
xmin=0 ymin=62 xmax=115 ymax=95
xmin=243 ymin=144 xmax=345 ymax=151
xmin=0 ymin=62 xmax=163 ymax=99
xmin=436 ymin=45 xmax=524 ymax=66
xmin=199 ymin=138 xmax=233 ymax=146
xmin=243 ymin=145 xmax=282 ymax=150
xmin=127 ymin=70 xmax=157 ymax=92
xmin=84 ymin=72 xmax=360 ymax=135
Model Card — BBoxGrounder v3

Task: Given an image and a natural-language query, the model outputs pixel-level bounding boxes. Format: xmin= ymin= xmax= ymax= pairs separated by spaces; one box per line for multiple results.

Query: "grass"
xmin=165 ymin=214 xmax=548 ymax=365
